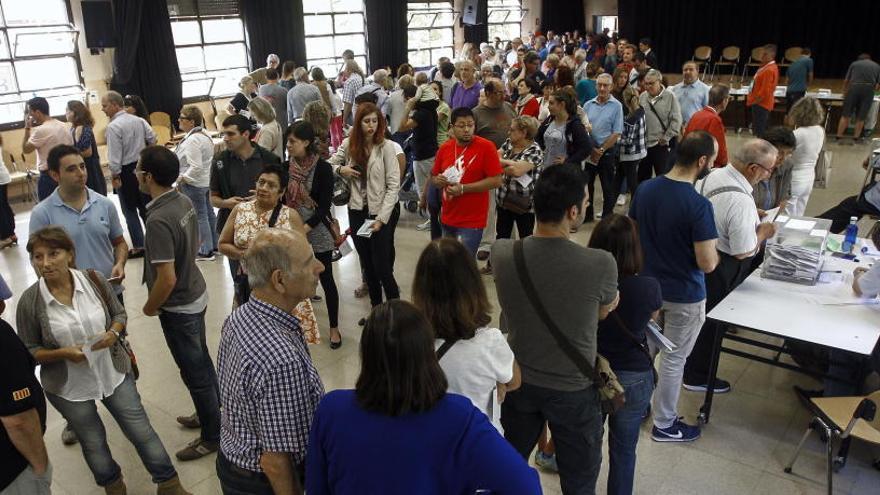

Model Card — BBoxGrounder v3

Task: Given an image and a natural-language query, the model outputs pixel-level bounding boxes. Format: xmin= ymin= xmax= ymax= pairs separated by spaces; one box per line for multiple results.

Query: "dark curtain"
xmin=111 ymin=0 xmax=182 ymax=118
xmin=365 ymin=0 xmax=408 ymax=72
xmin=540 ymin=0 xmax=584 ymax=35
xmin=239 ymin=0 xmax=307 ymax=70
xmin=618 ymin=0 xmax=880 ymax=79
xmin=462 ymin=0 xmax=488 ymax=45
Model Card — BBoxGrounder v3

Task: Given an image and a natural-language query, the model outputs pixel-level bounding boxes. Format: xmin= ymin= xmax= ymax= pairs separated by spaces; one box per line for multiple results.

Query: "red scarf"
xmin=287 ymin=154 xmax=317 ymax=209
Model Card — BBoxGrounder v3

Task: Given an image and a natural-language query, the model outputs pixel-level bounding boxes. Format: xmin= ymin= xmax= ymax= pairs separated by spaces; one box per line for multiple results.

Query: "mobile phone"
xmin=107 ymin=276 xmax=124 ymax=284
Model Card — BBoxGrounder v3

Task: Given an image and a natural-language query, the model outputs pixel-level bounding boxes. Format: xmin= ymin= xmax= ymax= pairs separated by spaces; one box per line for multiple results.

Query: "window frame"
xmin=406 ymin=1 xmax=455 ymax=70
xmin=169 ymin=4 xmax=250 ymax=103
xmin=302 ymin=1 xmax=367 ymax=78
xmin=487 ymin=0 xmax=523 ymax=44
xmin=0 ymin=0 xmax=85 ymax=130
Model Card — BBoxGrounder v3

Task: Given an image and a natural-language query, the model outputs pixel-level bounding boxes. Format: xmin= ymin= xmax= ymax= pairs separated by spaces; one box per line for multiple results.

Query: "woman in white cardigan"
xmin=785 ymin=96 xmax=826 ymax=217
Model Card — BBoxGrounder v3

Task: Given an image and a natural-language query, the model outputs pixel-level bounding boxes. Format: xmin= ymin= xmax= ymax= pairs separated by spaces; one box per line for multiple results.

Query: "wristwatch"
xmin=109 ymin=328 xmax=121 ymax=340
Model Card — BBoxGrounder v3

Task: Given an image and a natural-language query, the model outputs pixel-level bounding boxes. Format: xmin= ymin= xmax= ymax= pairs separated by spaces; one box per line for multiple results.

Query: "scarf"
xmin=516 ymin=93 xmax=535 ymax=115
xmin=287 ymin=154 xmax=317 ymax=209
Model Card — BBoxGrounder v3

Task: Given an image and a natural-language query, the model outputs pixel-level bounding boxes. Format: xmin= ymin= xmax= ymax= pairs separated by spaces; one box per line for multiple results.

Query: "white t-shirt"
xmin=789 ymin=125 xmax=825 ymax=175
xmin=435 ymin=327 xmax=514 ymax=431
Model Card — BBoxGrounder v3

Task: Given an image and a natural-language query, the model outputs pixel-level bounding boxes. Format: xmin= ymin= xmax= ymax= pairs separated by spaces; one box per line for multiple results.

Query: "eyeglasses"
xmin=749 ymin=162 xmax=774 ymax=174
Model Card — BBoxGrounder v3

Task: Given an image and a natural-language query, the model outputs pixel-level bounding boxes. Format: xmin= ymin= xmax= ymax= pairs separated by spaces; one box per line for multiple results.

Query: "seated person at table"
xmin=752 ymin=126 xmax=797 ymax=218
xmin=818 ymin=152 xmax=880 ymax=233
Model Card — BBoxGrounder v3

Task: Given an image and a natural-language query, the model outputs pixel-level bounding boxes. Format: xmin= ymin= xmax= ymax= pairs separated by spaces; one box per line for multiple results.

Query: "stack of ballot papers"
xmin=761 ymin=216 xmax=832 ymax=285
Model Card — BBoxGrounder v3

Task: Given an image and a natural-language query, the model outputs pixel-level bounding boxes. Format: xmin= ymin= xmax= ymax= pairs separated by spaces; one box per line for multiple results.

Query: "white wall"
xmin=583 ymin=0 xmax=618 ymax=33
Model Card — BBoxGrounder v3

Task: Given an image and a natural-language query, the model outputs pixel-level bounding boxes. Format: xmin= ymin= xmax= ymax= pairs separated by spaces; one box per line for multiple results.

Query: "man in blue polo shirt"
xmin=785 ymin=48 xmax=814 ymax=109
xmin=29 ymin=144 xmax=129 ymax=448
xmin=583 ymin=73 xmax=623 ymax=220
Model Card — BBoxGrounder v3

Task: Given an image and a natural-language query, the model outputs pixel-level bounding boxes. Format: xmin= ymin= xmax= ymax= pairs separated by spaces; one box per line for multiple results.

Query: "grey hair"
xmin=733 ymin=138 xmax=777 ymax=166
xmin=247 ymin=96 xmax=276 ymax=124
xmin=266 ymin=53 xmax=280 ymax=64
xmin=372 ymin=69 xmax=388 ymax=84
xmin=242 ymin=229 xmax=301 ymax=289
xmin=596 ymin=73 xmax=613 ymax=84
xmin=481 ymin=62 xmax=494 ymax=72
xmin=293 ymin=67 xmax=309 ymax=82
xmin=644 ymin=69 xmax=662 ymax=82
xmin=105 ymin=90 xmax=124 ymax=106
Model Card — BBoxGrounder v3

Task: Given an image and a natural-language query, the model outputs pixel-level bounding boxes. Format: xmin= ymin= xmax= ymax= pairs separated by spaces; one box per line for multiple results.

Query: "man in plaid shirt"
xmin=217 ymin=229 xmax=326 ymax=494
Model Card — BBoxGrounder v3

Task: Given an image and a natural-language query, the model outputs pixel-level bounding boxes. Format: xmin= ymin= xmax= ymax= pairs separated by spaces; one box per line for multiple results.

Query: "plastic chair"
xmin=711 ymin=46 xmax=740 ymax=81
xmin=741 ymin=47 xmax=765 ymax=84
xmin=692 ymin=46 xmax=712 ymax=80
xmin=149 ymin=111 xmax=172 ymax=130
xmin=784 ymin=391 xmax=880 ymax=494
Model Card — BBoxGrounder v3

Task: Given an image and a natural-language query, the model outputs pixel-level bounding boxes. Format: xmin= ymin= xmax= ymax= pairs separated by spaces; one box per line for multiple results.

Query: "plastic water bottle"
xmin=843 ymin=216 xmax=858 ymax=253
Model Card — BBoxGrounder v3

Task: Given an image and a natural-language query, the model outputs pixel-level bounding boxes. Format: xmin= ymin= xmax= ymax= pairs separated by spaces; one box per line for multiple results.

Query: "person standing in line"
xmin=629 ymin=131 xmax=719 ymax=443
xmin=137 ymin=146 xmax=221 ymax=462
xmin=638 ymin=69 xmax=682 ymax=184
xmin=22 ymin=96 xmax=74 ymax=200
xmin=258 ymin=67 xmax=290 ymax=135
xmin=66 ymin=100 xmax=106 ymax=196
xmin=639 ymin=38 xmax=658 ymax=71
xmin=175 ymin=106 xmax=218 ymax=260
xmin=785 ymin=48 xmax=814 ymax=109
xmin=746 ymin=44 xmax=779 ymax=138
xmin=492 ymin=164 xmax=619 ymax=495
xmin=399 ymin=83 xmax=440 ymax=233
xmin=835 ymin=53 xmax=880 ymax=144
xmin=671 ymin=62 xmax=710 ymax=130
xmin=0 ymin=136 xmax=14 ymax=248
xmin=615 ymin=88 xmax=647 ymax=206
xmin=249 ymin=97 xmax=284 ymax=159
xmin=247 ymin=53 xmax=280 ymax=86
xmin=123 ymin=95 xmax=151 ymax=124
xmin=536 ymin=88 xmax=593 ymax=172
xmin=341 ymin=60 xmax=366 ymax=128
xmin=280 ymin=61 xmax=296 ymax=91
xmin=493 ymin=116 xmax=544 ymax=248
xmin=584 ymin=73 xmax=624 ymax=220
xmin=102 ymin=90 xmax=156 ymax=259
xmin=785 ymin=96 xmax=826 ymax=217
xmin=684 ymin=84 xmax=731 ymax=168
xmin=450 ymin=61 xmax=483 ymax=110
xmin=226 ymin=76 xmax=258 ymax=118
xmin=287 ymin=68 xmax=322 ymax=125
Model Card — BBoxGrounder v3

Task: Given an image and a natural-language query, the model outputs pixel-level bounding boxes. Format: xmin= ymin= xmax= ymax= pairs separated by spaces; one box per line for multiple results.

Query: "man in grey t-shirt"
xmin=137 ymin=145 xmax=221 ymax=461
xmin=836 ymin=53 xmax=880 ymax=144
xmin=492 ymin=164 xmax=618 ymax=495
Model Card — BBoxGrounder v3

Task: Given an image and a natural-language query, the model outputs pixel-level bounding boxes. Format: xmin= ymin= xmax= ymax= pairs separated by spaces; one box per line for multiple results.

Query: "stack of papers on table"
xmin=761 ymin=216 xmax=831 ymax=285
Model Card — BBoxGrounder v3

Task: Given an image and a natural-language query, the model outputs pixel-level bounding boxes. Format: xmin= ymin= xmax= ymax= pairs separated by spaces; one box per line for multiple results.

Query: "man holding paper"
xmin=683 ymin=139 xmax=779 ymax=393
xmin=432 ymin=107 xmax=503 ymax=257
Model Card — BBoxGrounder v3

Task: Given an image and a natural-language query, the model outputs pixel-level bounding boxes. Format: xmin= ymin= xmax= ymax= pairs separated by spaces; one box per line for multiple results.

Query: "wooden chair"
xmin=7 ymin=152 xmax=37 ymax=203
xmin=711 ymin=46 xmax=740 ymax=81
xmin=149 ymin=111 xmax=172 ymax=130
xmin=692 ymin=46 xmax=712 ymax=80
xmin=785 ymin=391 xmax=880 ymax=494
xmin=741 ymin=47 xmax=765 ymax=84
xmin=152 ymin=125 xmax=172 ymax=146
xmin=780 ymin=46 xmax=802 ymax=71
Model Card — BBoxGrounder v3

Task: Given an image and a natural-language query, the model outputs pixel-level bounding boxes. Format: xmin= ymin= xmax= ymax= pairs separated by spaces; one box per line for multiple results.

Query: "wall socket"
xmin=88 ymin=90 xmax=99 ymax=104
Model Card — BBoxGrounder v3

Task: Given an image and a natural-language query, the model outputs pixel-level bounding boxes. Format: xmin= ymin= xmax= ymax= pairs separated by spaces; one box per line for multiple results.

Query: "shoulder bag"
xmin=85 ymin=269 xmax=139 ymax=380
xmin=512 ymin=240 xmax=625 ymax=414
xmin=436 ymin=339 xmax=458 ymax=360
xmin=611 ymin=312 xmax=658 ymax=386
xmin=332 ymin=170 xmax=352 ymax=206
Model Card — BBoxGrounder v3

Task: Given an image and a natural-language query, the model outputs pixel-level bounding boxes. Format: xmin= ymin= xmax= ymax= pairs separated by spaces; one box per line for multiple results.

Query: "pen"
xmin=821 ymin=270 xmax=842 ymax=274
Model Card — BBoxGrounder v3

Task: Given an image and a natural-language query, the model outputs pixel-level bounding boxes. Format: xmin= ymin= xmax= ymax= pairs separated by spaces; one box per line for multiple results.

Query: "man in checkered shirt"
xmin=217 ymin=229 xmax=326 ymax=493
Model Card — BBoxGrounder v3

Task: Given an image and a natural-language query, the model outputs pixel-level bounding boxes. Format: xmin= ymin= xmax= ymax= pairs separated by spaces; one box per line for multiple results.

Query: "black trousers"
xmin=818 ymin=194 xmax=880 ymax=234
xmin=0 ymin=184 xmax=14 ymax=239
xmin=683 ymin=252 xmax=754 ymax=384
xmin=315 ymin=250 xmax=339 ymax=328
xmin=217 ymin=452 xmax=305 ymax=495
xmin=495 ymin=206 xmax=534 ymax=240
xmin=349 ymin=205 xmax=400 ymax=307
xmin=638 ymin=145 xmax=669 ymax=185
xmin=751 ymin=105 xmax=770 ymax=137
xmin=615 ymin=159 xmax=640 ymax=197
xmin=584 ymin=152 xmax=616 ymax=219
xmin=786 ymin=91 xmax=805 ymax=111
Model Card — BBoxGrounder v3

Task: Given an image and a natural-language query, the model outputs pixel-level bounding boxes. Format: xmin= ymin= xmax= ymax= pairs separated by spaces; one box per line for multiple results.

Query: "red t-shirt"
xmin=432 ymin=136 xmax=503 ymax=229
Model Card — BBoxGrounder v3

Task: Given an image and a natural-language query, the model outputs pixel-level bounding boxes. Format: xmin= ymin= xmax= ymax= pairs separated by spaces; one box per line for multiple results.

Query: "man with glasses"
xmin=682 ymin=139 xmax=779 ymax=395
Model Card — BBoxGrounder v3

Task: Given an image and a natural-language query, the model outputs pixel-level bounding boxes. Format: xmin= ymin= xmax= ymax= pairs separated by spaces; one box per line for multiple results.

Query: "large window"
xmin=168 ymin=0 xmax=249 ymax=99
xmin=487 ymin=0 xmax=522 ymax=43
xmin=407 ymin=2 xmax=454 ymax=69
xmin=0 ymin=0 xmax=83 ymax=126
xmin=303 ymin=0 xmax=367 ymax=80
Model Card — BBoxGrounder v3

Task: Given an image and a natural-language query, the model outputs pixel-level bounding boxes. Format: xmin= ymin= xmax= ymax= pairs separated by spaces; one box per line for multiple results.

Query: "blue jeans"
xmin=441 ymin=224 xmax=483 ymax=258
xmin=180 ymin=183 xmax=218 ymax=255
xmin=37 ymin=171 xmax=57 ymax=201
xmin=46 ymin=375 xmax=177 ymax=486
xmin=158 ymin=309 xmax=221 ymax=442
xmin=116 ymin=163 xmax=147 ymax=249
xmin=606 ymin=369 xmax=654 ymax=495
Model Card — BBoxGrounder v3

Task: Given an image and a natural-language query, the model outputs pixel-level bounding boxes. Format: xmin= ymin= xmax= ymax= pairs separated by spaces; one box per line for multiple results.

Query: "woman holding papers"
xmin=329 ymin=103 xmax=401 ymax=314
xmin=16 ymin=227 xmax=190 ymax=494
xmin=589 ymin=215 xmax=662 ymax=495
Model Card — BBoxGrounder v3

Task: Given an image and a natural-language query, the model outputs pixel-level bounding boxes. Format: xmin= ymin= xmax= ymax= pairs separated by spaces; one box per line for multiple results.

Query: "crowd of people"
xmin=1 ymin=27 xmax=879 ymax=495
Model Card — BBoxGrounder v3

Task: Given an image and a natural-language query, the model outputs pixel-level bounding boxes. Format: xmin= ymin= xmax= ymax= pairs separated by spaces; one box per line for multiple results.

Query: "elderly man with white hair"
xmin=356 ymin=69 xmax=391 ymax=116
xmin=248 ymin=53 xmax=281 ymax=86
xmin=583 ymin=73 xmax=623 ymax=220
xmin=286 ymin=67 xmax=321 ymax=124
xmin=638 ymin=68 xmax=682 ymax=184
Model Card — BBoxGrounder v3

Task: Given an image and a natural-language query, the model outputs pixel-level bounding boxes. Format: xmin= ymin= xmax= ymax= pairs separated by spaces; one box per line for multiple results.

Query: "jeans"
xmin=0 ymin=464 xmax=52 ymax=495
xmin=180 ymin=183 xmax=218 ymax=255
xmin=615 ymin=159 xmax=639 ymax=198
xmin=605 ymin=369 xmax=654 ymax=495
xmin=46 ymin=375 xmax=176 ymax=486
xmin=495 ymin=206 xmax=535 ymax=240
xmin=638 ymin=145 xmax=670 ymax=185
xmin=442 ymin=224 xmax=484 ymax=258
xmin=217 ymin=452 xmax=305 ymax=495
xmin=584 ymin=152 xmax=616 ymax=219
xmin=502 ymin=383 xmax=604 ymax=495
xmin=751 ymin=105 xmax=770 ymax=137
xmin=315 ymin=251 xmax=339 ymax=328
xmin=117 ymin=163 xmax=149 ymax=249
xmin=37 ymin=171 xmax=56 ymax=201
xmin=158 ymin=309 xmax=221 ymax=442
xmin=818 ymin=194 xmax=879 ymax=233
xmin=349 ymin=206 xmax=400 ymax=307
xmin=0 ymin=184 xmax=14 ymax=239
xmin=652 ymin=300 xmax=706 ymax=429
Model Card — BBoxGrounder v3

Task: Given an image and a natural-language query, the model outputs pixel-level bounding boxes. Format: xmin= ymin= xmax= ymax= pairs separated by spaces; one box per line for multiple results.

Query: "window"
xmin=302 ymin=0 xmax=367 ymax=79
xmin=168 ymin=0 xmax=249 ymax=99
xmin=0 ymin=0 xmax=83 ymax=126
xmin=407 ymin=2 xmax=454 ymax=69
xmin=487 ymin=0 xmax=522 ymax=43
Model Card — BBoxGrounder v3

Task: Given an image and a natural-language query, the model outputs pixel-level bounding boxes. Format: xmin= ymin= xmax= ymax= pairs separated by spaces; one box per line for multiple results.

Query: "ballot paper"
xmin=442 ymin=165 xmax=463 ymax=184
xmin=81 ymin=334 xmax=106 ymax=367
xmin=646 ymin=320 xmax=676 ymax=352
xmin=762 ymin=206 xmax=780 ymax=224
xmin=513 ymin=173 xmax=533 ymax=188
xmin=356 ymin=219 xmax=376 ymax=238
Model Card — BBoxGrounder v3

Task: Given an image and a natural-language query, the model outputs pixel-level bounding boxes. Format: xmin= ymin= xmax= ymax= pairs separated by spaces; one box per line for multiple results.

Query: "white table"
xmin=698 ymin=241 xmax=880 ymax=424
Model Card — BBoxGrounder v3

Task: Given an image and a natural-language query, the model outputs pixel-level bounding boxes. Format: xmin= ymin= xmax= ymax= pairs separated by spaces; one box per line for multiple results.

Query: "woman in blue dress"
xmin=66 ymin=100 xmax=106 ymax=195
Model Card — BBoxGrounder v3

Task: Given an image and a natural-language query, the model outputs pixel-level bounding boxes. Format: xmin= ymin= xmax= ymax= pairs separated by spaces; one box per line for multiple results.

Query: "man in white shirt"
xmin=684 ymin=139 xmax=778 ymax=393
xmin=21 ymin=96 xmax=74 ymax=200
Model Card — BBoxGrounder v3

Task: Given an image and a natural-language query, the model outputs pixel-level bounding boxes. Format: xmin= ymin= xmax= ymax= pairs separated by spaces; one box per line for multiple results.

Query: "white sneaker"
xmin=616 ymin=194 xmax=627 ymax=206
xmin=416 ymin=220 xmax=431 ymax=231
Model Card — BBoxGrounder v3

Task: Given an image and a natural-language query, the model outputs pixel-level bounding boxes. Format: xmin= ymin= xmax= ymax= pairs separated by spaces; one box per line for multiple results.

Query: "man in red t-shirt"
xmin=746 ymin=44 xmax=779 ymax=137
xmin=684 ymin=84 xmax=731 ymax=167
xmin=431 ymin=107 xmax=503 ymax=256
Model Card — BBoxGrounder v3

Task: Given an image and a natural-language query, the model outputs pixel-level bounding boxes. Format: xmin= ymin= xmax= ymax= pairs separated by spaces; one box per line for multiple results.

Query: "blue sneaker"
xmin=533 ymin=450 xmax=558 ymax=472
xmin=651 ymin=419 xmax=701 ymax=442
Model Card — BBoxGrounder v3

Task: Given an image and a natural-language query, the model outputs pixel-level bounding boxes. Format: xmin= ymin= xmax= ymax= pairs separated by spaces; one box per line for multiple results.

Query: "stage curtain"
xmin=462 ymin=0 xmax=488 ymax=45
xmin=110 ymin=0 xmax=182 ymax=118
xmin=239 ymin=0 xmax=307 ymax=70
xmin=540 ymin=0 xmax=584 ymax=35
xmin=365 ymin=0 xmax=409 ymax=72
xmin=618 ymin=0 xmax=880 ymax=78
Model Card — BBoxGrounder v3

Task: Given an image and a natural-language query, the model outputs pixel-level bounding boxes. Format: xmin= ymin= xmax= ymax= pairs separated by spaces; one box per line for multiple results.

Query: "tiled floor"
xmin=1 ymin=133 xmax=879 ymax=494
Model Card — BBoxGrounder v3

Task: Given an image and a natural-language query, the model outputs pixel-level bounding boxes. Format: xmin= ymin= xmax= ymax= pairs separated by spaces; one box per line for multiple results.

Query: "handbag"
xmin=611 ymin=312 xmax=659 ymax=387
xmin=500 ymin=190 xmax=531 ymax=215
xmin=332 ymin=173 xmax=351 ymax=206
xmin=512 ymin=240 xmax=626 ymax=414
xmin=85 ymin=269 xmax=139 ymax=380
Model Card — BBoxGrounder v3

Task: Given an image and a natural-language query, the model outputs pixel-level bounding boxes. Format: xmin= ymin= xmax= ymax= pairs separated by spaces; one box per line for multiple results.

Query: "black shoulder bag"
xmin=610 ymin=312 xmax=658 ymax=386
xmin=436 ymin=339 xmax=458 ymax=360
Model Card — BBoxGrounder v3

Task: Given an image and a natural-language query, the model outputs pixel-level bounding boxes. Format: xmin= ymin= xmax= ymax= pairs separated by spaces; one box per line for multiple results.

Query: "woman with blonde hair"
xmin=248 ymin=96 xmax=283 ymax=158
xmin=226 ymin=75 xmax=257 ymax=117
xmin=785 ymin=96 xmax=826 ymax=217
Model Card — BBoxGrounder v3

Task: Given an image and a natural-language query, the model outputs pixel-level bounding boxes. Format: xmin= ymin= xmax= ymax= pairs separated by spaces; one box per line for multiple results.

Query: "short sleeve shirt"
xmin=786 ymin=57 xmax=814 ymax=92
xmin=432 ymin=136 xmax=503 ymax=229
xmin=472 ymin=103 xmax=517 ymax=148
xmin=696 ymin=165 xmax=759 ymax=257
xmin=583 ymin=96 xmax=624 ymax=144
xmin=29 ymin=118 xmax=73 ymax=171
xmin=630 ymin=176 xmax=718 ymax=303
